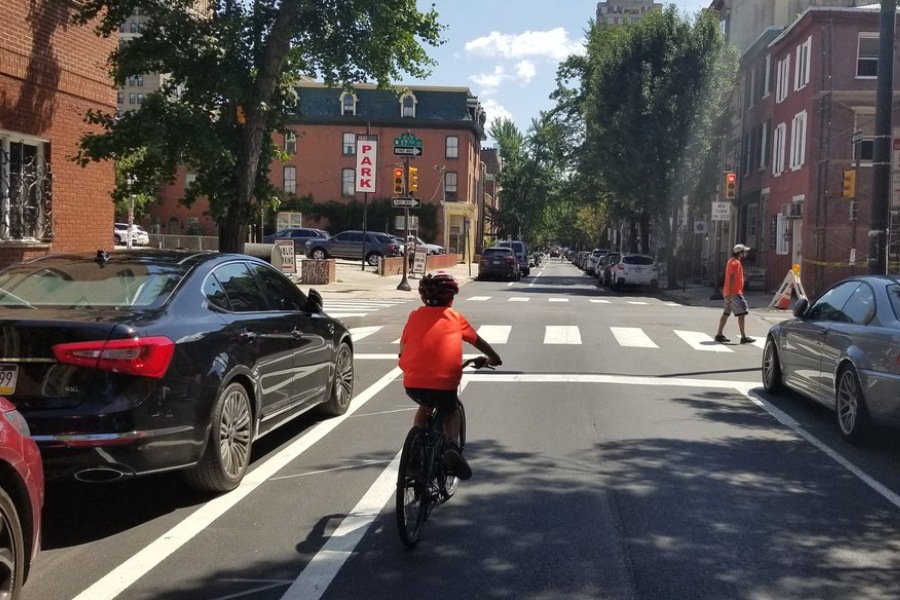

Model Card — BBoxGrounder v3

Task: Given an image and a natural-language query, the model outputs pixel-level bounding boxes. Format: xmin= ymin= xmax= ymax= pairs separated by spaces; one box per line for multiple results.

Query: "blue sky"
xmin=406 ymin=1 xmax=710 ymax=143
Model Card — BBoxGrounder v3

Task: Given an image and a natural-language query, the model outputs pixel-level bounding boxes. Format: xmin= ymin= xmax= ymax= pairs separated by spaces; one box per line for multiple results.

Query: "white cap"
xmin=733 ymin=244 xmax=750 ymax=253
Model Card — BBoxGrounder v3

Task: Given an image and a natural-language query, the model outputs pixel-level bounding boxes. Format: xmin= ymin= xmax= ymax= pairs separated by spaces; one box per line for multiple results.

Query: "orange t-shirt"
xmin=399 ymin=306 xmax=478 ymax=390
xmin=723 ymin=257 xmax=744 ymax=296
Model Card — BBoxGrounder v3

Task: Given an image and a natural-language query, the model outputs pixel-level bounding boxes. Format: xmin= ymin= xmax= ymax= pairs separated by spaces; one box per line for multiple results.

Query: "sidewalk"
xmin=305 ymin=259 xmax=794 ymax=321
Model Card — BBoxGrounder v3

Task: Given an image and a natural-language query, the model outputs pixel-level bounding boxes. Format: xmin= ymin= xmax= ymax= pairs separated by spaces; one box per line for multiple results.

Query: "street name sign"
xmin=392 ymin=196 xmax=421 ymax=208
xmin=393 ymin=133 xmax=423 ymax=157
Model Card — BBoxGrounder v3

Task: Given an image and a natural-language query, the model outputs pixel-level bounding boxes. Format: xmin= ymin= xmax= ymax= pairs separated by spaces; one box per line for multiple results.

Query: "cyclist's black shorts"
xmin=405 ymin=387 xmax=459 ymax=414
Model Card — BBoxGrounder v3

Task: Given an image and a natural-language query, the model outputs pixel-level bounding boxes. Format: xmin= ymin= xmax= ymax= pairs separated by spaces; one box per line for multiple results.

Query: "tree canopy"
xmin=72 ymin=0 xmax=445 ymax=252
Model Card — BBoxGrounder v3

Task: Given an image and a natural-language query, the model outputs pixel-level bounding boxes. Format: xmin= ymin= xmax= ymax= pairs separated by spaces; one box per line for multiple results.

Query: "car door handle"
xmin=240 ymin=330 xmax=257 ymax=343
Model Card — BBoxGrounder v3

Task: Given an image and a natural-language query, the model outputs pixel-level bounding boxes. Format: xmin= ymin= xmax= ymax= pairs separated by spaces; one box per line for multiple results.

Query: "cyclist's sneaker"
xmin=442 ymin=445 xmax=472 ymax=481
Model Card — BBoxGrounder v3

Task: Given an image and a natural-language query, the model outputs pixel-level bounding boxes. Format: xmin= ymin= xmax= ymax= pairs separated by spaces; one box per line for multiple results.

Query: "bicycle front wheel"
xmin=396 ymin=427 xmax=428 ymax=548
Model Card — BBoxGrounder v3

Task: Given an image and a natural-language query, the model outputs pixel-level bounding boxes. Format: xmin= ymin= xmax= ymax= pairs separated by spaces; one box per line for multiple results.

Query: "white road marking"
xmin=544 ymin=326 xmax=581 ymax=344
xmin=674 ymin=330 xmax=734 ymax=352
xmin=508 ymin=297 xmax=530 ymax=302
xmin=355 ymin=353 xmax=401 ymax=360
xmin=627 ymin=301 xmax=648 ymax=305
xmin=71 ymin=367 xmax=403 ymax=600
xmin=280 ymin=453 xmax=401 ymax=600
xmin=590 ymin=299 xmax=611 ymax=304
xmin=527 ymin=266 xmax=545 ymax=288
xmin=349 ymin=326 xmax=382 ymax=342
xmin=467 ymin=296 xmax=491 ymax=301
xmin=610 ymin=327 xmax=658 ymax=348
xmin=548 ymin=298 xmax=569 ymax=303
xmin=327 ymin=313 xmax=367 ymax=319
xmin=477 ymin=325 xmax=511 ymax=344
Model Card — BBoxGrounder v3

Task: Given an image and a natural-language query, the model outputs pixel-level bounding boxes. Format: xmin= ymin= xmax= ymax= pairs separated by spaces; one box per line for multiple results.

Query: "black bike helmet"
xmin=418 ymin=271 xmax=459 ymax=306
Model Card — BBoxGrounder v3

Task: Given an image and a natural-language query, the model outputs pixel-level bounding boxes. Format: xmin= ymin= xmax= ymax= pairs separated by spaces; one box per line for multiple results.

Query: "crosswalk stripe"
xmin=477 ymin=325 xmax=511 ymax=344
xmin=610 ymin=327 xmax=658 ymax=348
xmin=349 ymin=326 xmax=382 ymax=341
xmin=544 ymin=326 xmax=581 ymax=344
xmin=508 ymin=297 xmax=530 ymax=302
xmin=327 ymin=312 xmax=368 ymax=318
xmin=468 ymin=296 xmax=491 ymax=302
xmin=548 ymin=298 xmax=569 ymax=303
xmin=590 ymin=299 xmax=611 ymax=304
xmin=674 ymin=330 xmax=734 ymax=352
xmin=627 ymin=301 xmax=649 ymax=305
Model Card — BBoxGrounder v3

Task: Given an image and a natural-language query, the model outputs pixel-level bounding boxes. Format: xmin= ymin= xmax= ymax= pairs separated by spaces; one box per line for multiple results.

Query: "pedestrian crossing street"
xmin=321 ymin=295 xmax=681 ymax=318
xmin=350 ymin=325 xmax=766 ymax=353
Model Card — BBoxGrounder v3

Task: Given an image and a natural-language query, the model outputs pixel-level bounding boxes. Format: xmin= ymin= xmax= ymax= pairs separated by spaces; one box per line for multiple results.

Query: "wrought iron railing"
xmin=0 ymin=143 xmax=53 ymax=242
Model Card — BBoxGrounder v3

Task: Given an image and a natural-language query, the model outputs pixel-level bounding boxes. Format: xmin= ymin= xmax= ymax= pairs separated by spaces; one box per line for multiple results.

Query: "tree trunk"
xmin=218 ymin=0 xmax=302 ymax=254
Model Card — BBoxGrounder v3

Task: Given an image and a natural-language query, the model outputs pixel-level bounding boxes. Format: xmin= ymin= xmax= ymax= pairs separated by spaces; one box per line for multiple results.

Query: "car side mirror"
xmin=792 ymin=298 xmax=809 ymax=318
xmin=306 ymin=288 xmax=324 ymax=313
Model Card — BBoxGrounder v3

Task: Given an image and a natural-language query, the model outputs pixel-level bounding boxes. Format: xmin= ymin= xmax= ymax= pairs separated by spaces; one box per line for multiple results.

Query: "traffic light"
xmin=393 ymin=167 xmax=405 ymax=196
xmin=842 ymin=169 xmax=856 ymax=198
xmin=724 ymin=171 xmax=737 ymax=200
xmin=408 ymin=167 xmax=419 ymax=193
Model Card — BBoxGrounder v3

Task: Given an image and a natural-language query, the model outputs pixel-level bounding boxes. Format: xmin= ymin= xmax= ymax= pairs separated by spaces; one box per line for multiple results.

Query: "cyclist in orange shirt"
xmin=399 ymin=271 xmax=502 ymax=480
xmin=714 ymin=244 xmax=756 ymax=344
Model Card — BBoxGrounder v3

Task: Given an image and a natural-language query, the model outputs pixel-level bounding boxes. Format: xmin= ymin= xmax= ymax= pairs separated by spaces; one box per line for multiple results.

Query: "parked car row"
xmin=570 ymin=248 xmax=660 ymax=292
xmin=114 ymin=222 xmax=150 ymax=246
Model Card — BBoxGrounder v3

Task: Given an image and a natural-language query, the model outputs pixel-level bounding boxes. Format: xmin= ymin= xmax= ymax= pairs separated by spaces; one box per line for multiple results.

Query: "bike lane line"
xmin=71 ymin=367 xmax=403 ymax=600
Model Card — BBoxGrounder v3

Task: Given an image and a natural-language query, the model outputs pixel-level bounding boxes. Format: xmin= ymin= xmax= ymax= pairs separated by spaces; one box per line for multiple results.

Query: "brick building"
xmin=0 ymin=1 xmax=117 ymax=268
xmin=152 ymin=82 xmax=491 ymax=254
xmin=735 ymin=7 xmax=900 ymax=295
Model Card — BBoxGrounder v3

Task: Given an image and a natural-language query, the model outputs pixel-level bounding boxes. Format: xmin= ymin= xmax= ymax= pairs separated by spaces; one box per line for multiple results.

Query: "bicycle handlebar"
xmin=462 ymin=356 xmax=497 ymax=370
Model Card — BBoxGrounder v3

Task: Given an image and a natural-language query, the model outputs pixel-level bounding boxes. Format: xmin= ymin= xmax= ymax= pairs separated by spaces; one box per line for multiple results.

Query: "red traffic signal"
xmin=724 ymin=171 xmax=737 ymax=199
xmin=392 ymin=168 xmax=405 ymax=195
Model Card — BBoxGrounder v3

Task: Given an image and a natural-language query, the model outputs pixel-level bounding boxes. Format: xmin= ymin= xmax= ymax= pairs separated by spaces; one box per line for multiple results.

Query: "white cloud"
xmin=464 ymin=27 xmax=584 ymax=62
xmin=514 ymin=60 xmax=537 ymax=83
xmin=481 ymin=99 xmax=514 ymax=130
xmin=470 ymin=66 xmax=506 ymax=93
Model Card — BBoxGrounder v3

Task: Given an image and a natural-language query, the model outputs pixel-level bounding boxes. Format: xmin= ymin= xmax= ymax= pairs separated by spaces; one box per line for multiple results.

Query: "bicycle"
xmin=396 ymin=356 xmax=493 ymax=548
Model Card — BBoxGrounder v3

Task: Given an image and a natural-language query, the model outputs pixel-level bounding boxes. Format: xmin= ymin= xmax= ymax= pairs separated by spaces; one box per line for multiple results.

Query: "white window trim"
xmin=762 ymin=54 xmax=771 ymax=97
xmin=773 ymin=122 xmax=786 ymax=176
xmin=758 ymin=122 xmax=768 ymax=170
xmin=794 ymin=36 xmax=811 ymax=91
xmin=789 ymin=111 xmax=807 ymax=171
xmin=857 ymin=33 xmax=879 ymax=79
xmin=339 ymin=92 xmax=357 ymax=116
xmin=776 ymin=56 xmax=790 ymax=103
xmin=283 ymin=165 xmax=296 ymax=194
xmin=400 ymin=92 xmax=417 ymax=118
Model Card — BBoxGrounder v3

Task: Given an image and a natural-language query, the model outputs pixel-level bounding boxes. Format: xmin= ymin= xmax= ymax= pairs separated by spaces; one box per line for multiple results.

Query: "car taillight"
xmin=52 ymin=336 xmax=175 ymax=378
xmin=505 ymin=257 xmax=515 ymax=264
xmin=616 ymin=264 xmax=624 ymax=270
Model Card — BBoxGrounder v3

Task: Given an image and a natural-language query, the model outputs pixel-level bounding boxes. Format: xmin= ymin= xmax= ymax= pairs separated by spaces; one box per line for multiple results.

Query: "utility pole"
xmin=869 ymin=0 xmax=895 ymax=274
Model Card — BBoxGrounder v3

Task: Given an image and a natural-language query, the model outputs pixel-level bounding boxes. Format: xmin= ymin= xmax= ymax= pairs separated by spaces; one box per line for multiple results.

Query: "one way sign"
xmin=392 ymin=196 xmax=421 ymax=208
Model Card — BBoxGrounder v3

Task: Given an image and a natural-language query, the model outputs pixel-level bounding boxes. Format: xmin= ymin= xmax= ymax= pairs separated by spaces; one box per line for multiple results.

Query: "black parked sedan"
xmin=0 ymin=250 xmax=355 ymax=493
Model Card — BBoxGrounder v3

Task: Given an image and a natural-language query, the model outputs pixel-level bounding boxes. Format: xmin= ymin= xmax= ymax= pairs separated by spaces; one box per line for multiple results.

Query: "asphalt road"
xmin=26 ymin=259 xmax=900 ymax=600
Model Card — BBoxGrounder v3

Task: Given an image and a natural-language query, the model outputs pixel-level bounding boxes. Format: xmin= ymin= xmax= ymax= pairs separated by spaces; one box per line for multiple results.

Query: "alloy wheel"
xmin=219 ymin=387 xmax=253 ymax=479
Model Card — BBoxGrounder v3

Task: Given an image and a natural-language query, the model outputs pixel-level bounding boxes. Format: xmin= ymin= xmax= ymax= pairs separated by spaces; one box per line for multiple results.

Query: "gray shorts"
xmin=723 ymin=294 xmax=749 ymax=317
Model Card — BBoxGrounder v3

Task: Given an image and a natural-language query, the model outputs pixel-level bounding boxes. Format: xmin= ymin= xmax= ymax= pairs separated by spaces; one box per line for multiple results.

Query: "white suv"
xmin=609 ymin=254 xmax=659 ymax=291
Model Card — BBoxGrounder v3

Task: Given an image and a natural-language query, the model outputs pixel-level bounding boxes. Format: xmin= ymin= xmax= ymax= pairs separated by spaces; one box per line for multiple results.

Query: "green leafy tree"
xmin=583 ymin=8 xmax=737 ymax=285
xmin=71 ymin=0 xmax=444 ymax=253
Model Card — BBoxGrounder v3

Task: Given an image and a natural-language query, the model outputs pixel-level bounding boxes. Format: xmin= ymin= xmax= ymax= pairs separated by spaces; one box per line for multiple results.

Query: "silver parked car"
xmin=762 ymin=275 xmax=900 ymax=443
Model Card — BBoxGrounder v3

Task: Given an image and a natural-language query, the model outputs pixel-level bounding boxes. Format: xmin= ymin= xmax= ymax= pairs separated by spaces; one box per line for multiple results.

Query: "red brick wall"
xmin=0 ymin=2 xmax=117 ymax=267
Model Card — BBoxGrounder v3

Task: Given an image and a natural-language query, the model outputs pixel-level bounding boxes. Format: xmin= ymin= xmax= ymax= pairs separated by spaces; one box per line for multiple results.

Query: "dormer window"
xmin=400 ymin=92 xmax=417 ymax=118
xmin=340 ymin=92 xmax=357 ymax=116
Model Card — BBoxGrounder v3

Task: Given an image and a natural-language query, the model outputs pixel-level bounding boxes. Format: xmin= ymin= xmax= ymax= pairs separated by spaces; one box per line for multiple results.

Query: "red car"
xmin=0 ymin=396 xmax=43 ymax=598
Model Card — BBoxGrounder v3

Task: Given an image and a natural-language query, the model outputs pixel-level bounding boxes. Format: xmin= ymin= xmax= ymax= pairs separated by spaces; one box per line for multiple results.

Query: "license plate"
xmin=0 ymin=365 xmax=17 ymax=395
xmin=492 ymin=260 xmax=501 ymax=264
xmin=633 ymin=267 xmax=644 ymax=273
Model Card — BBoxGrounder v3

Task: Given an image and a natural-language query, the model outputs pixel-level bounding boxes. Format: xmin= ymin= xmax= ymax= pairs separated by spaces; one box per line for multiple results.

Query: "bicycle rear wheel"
xmin=440 ymin=401 xmax=466 ymax=499
xmin=396 ymin=427 xmax=428 ymax=548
